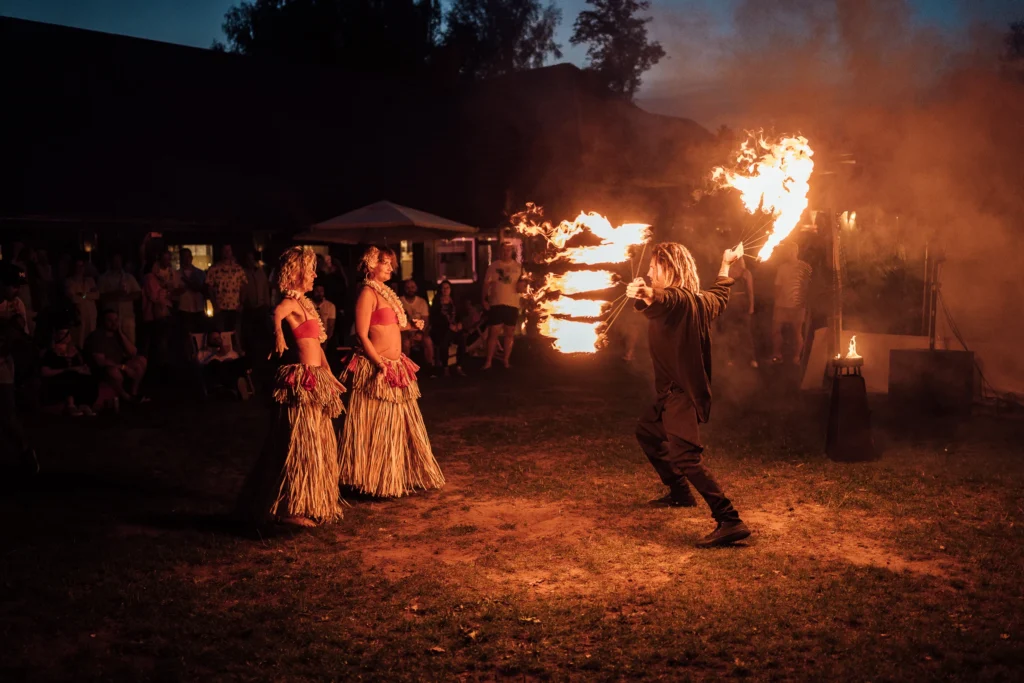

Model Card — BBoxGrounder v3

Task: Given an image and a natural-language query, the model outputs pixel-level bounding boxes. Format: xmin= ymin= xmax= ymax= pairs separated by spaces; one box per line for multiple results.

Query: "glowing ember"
xmin=513 ymin=204 xmax=650 ymax=353
xmin=712 ymin=133 xmax=814 ymax=261
xmin=846 ymin=335 xmax=861 ymax=359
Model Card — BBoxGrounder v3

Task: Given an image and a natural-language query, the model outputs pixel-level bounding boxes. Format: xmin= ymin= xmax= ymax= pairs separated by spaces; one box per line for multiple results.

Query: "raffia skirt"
xmin=339 ymin=353 xmax=445 ymax=498
xmin=237 ymin=364 xmax=345 ymax=523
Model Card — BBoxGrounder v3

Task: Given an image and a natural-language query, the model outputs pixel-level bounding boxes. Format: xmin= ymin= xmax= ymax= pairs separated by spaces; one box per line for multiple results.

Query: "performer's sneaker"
xmin=648 ymin=491 xmax=697 ymax=508
xmin=696 ymin=520 xmax=751 ymax=547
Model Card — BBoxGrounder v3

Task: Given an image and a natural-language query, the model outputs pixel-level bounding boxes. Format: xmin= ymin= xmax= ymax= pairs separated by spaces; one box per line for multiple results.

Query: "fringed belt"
xmin=273 ymin=364 xmax=345 ymax=417
xmin=343 ymin=353 xmax=421 ymax=403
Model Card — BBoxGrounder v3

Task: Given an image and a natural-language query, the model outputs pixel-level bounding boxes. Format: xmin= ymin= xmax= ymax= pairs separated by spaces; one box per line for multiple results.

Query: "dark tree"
xmin=442 ymin=0 xmax=563 ymax=80
xmin=570 ymin=0 xmax=666 ymax=99
xmin=217 ymin=0 xmax=441 ymax=75
xmin=1003 ymin=20 xmax=1024 ymax=78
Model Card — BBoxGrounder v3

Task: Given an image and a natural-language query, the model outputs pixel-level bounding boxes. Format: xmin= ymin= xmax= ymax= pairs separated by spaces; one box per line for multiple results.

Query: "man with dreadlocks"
xmin=626 ymin=242 xmax=751 ymax=547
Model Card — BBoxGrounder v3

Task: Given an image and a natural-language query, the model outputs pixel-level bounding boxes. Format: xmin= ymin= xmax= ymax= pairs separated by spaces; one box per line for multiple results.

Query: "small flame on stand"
xmin=512 ymin=204 xmax=650 ymax=354
xmin=712 ymin=133 xmax=814 ymax=261
xmin=846 ymin=335 xmax=861 ymax=359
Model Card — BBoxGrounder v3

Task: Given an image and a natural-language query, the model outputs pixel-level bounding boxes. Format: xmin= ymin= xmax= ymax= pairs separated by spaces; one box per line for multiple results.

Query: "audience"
xmin=311 ymin=284 xmax=337 ymax=344
xmin=429 ymin=279 xmax=465 ymax=376
xmin=176 ymin=247 xmax=207 ymax=334
xmin=98 ymin=253 xmax=142 ymax=345
xmin=41 ymin=327 xmax=100 ymax=416
xmin=196 ymin=330 xmax=252 ymax=399
xmin=771 ymin=242 xmax=813 ymax=366
xmin=400 ymin=279 xmax=434 ymax=366
xmin=142 ymin=251 xmax=180 ymax=371
xmin=241 ymin=251 xmax=270 ymax=354
xmin=87 ymin=309 xmax=148 ymax=404
xmin=66 ymin=256 xmax=99 ymax=348
xmin=206 ymin=245 xmax=247 ymax=340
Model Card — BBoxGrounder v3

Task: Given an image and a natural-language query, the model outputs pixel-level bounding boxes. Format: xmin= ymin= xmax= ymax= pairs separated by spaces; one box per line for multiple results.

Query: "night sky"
xmin=2 ymin=0 xmax=1020 ymax=124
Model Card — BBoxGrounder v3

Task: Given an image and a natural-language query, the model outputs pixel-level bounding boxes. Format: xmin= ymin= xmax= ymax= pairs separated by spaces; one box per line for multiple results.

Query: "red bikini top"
xmin=293 ymin=318 xmax=320 ymax=340
xmin=370 ymin=307 xmax=399 ymax=326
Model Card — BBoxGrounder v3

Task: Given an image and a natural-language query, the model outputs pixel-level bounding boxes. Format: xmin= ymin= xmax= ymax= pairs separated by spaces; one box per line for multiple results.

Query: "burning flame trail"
xmin=512 ymin=204 xmax=650 ymax=354
xmin=712 ymin=134 xmax=814 ymax=261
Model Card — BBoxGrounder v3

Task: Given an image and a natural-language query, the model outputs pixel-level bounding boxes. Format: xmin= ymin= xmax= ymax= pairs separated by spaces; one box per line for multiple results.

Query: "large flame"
xmin=712 ymin=134 xmax=814 ymax=261
xmin=512 ymin=204 xmax=650 ymax=354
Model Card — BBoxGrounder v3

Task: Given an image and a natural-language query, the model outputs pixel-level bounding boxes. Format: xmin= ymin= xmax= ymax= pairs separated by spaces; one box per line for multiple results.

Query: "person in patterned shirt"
xmin=205 ymin=245 xmax=248 ymax=341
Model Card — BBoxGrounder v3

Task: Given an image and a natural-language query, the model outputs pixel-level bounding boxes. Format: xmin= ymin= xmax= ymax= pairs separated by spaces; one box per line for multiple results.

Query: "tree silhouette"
xmin=570 ymin=0 xmax=666 ymax=99
xmin=1003 ymin=20 xmax=1024 ymax=79
xmin=217 ymin=0 xmax=441 ymax=75
xmin=442 ymin=0 xmax=563 ymax=80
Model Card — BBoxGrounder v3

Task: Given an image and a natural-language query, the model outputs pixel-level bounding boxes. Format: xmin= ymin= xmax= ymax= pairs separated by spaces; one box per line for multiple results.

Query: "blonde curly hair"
xmin=358 ymin=245 xmax=398 ymax=279
xmin=277 ymin=246 xmax=317 ymax=293
xmin=650 ymin=242 xmax=700 ymax=293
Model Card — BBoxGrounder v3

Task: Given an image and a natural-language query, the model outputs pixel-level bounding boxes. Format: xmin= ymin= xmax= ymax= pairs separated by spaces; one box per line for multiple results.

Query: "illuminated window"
xmin=436 ymin=238 xmax=477 ymax=284
xmin=169 ymin=244 xmax=214 ymax=270
xmin=399 ymin=241 xmax=414 ymax=282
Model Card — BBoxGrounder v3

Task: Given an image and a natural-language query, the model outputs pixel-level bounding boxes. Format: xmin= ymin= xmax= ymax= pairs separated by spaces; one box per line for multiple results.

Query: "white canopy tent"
xmin=295 ymin=201 xmax=479 ymax=244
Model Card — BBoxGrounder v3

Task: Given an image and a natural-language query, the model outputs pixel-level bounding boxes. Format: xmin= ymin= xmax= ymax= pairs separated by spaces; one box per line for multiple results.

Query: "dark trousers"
xmin=636 ymin=390 xmax=740 ymax=523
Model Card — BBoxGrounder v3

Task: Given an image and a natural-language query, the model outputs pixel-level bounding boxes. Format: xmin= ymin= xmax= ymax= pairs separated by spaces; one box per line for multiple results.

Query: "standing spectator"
xmin=142 ymin=252 xmax=179 ymax=372
xmin=311 ymin=283 xmax=337 ymax=344
xmin=241 ymin=251 xmax=271 ymax=354
xmin=40 ymin=327 xmax=99 ymax=416
xmin=717 ymin=255 xmax=758 ymax=368
xmin=206 ymin=245 xmax=247 ymax=341
xmin=65 ymin=256 xmax=99 ymax=349
xmin=87 ymin=309 xmax=148 ymax=404
xmin=429 ymin=279 xmax=465 ymax=376
xmin=482 ymin=241 xmax=526 ymax=370
xmin=98 ymin=253 xmax=142 ymax=345
xmin=771 ymin=243 xmax=813 ymax=365
xmin=176 ymin=247 xmax=207 ymax=334
xmin=400 ymin=279 xmax=434 ymax=366
xmin=29 ymin=248 xmax=53 ymax=316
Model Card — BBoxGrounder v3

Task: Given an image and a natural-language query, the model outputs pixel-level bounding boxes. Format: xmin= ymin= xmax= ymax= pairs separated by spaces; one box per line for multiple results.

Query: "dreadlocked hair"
xmin=358 ymin=246 xmax=398 ymax=278
xmin=277 ymin=246 xmax=317 ymax=293
xmin=651 ymin=242 xmax=700 ymax=293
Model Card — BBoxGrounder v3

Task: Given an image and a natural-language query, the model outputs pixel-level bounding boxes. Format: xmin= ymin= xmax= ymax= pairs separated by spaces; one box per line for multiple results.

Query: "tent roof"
xmin=297 ymin=201 xmax=479 ymax=243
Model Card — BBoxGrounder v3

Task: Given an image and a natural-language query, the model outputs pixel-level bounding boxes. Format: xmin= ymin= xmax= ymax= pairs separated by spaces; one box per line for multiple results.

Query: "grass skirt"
xmin=339 ymin=353 xmax=445 ymax=498
xmin=238 ymin=364 xmax=345 ymax=523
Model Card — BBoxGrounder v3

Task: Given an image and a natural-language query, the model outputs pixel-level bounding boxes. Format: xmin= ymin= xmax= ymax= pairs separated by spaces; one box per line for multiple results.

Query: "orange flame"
xmin=513 ymin=204 xmax=650 ymax=354
xmin=846 ymin=335 xmax=861 ymax=359
xmin=712 ymin=134 xmax=814 ymax=261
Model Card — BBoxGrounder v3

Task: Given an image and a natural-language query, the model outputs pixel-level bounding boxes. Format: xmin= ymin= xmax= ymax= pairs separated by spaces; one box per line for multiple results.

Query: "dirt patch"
xmin=745 ymin=503 xmax=959 ymax=579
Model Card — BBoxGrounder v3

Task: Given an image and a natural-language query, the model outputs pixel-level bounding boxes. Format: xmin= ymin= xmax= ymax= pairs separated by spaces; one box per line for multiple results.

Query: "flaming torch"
xmin=712 ymin=133 xmax=814 ymax=261
xmin=513 ymin=204 xmax=651 ymax=354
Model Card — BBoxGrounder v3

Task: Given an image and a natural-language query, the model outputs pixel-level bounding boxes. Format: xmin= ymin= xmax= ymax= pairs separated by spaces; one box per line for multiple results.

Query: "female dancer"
xmin=339 ymin=246 xmax=445 ymax=498
xmin=238 ymin=246 xmax=346 ymax=526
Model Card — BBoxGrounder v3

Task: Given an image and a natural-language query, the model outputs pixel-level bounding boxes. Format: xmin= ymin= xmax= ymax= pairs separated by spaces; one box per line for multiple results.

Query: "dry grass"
xmin=2 ymin=352 xmax=1022 ymax=681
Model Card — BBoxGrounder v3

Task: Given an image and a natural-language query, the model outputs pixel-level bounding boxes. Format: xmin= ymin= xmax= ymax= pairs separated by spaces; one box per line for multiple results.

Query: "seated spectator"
xmin=429 ymin=279 xmax=466 ymax=376
xmin=0 ymin=266 xmax=38 ymax=474
xmin=197 ymin=330 xmax=252 ymax=399
xmin=399 ymin=279 xmax=434 ymax=366
xmin=87 ymin=309 xmax=148 ymax=404
xmin=41 ymin=327 xmax=100 ymax=416
xmin=0 ymin=275 xmax=29 ymax=333
xmin=461 ymin=300 xmax=487 ymax=357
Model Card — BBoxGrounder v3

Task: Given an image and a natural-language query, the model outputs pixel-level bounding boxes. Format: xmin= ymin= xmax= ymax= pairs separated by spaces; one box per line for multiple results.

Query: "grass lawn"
xmin=3 ymin=351 xmax=1023 ymax=681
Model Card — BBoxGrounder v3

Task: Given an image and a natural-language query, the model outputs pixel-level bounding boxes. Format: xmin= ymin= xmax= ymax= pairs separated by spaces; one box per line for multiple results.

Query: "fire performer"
xmin=237 ymin=246 xmax=346 ymax=526
xmin=339 ymin=246 xmax=445 ymax=498
xmin=626 ymin=242 xmax=752 ymax=547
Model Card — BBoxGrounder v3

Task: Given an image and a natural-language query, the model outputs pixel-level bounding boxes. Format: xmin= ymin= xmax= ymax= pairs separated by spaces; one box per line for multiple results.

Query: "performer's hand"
xmin=413 ymin=319 xmax=425 ymax=331
xmin=269 ymin=334 xmax=288 ymax=359
xmin=482 ymin=300 xmax=491 ymax=311
xmin=625 ymin=277 xmax=650 ymax=300
xmin=723 ymin=243 xmax=744 ymax=264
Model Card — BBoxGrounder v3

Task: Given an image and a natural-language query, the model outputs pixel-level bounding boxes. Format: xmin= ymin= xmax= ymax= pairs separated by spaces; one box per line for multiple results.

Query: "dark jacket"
xmin=635 ymin=276 xmax=733 ymax=422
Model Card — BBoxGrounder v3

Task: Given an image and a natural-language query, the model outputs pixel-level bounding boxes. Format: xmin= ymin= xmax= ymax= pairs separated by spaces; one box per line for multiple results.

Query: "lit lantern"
xmin=204 ymin=300 xmax=215 ymax=318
